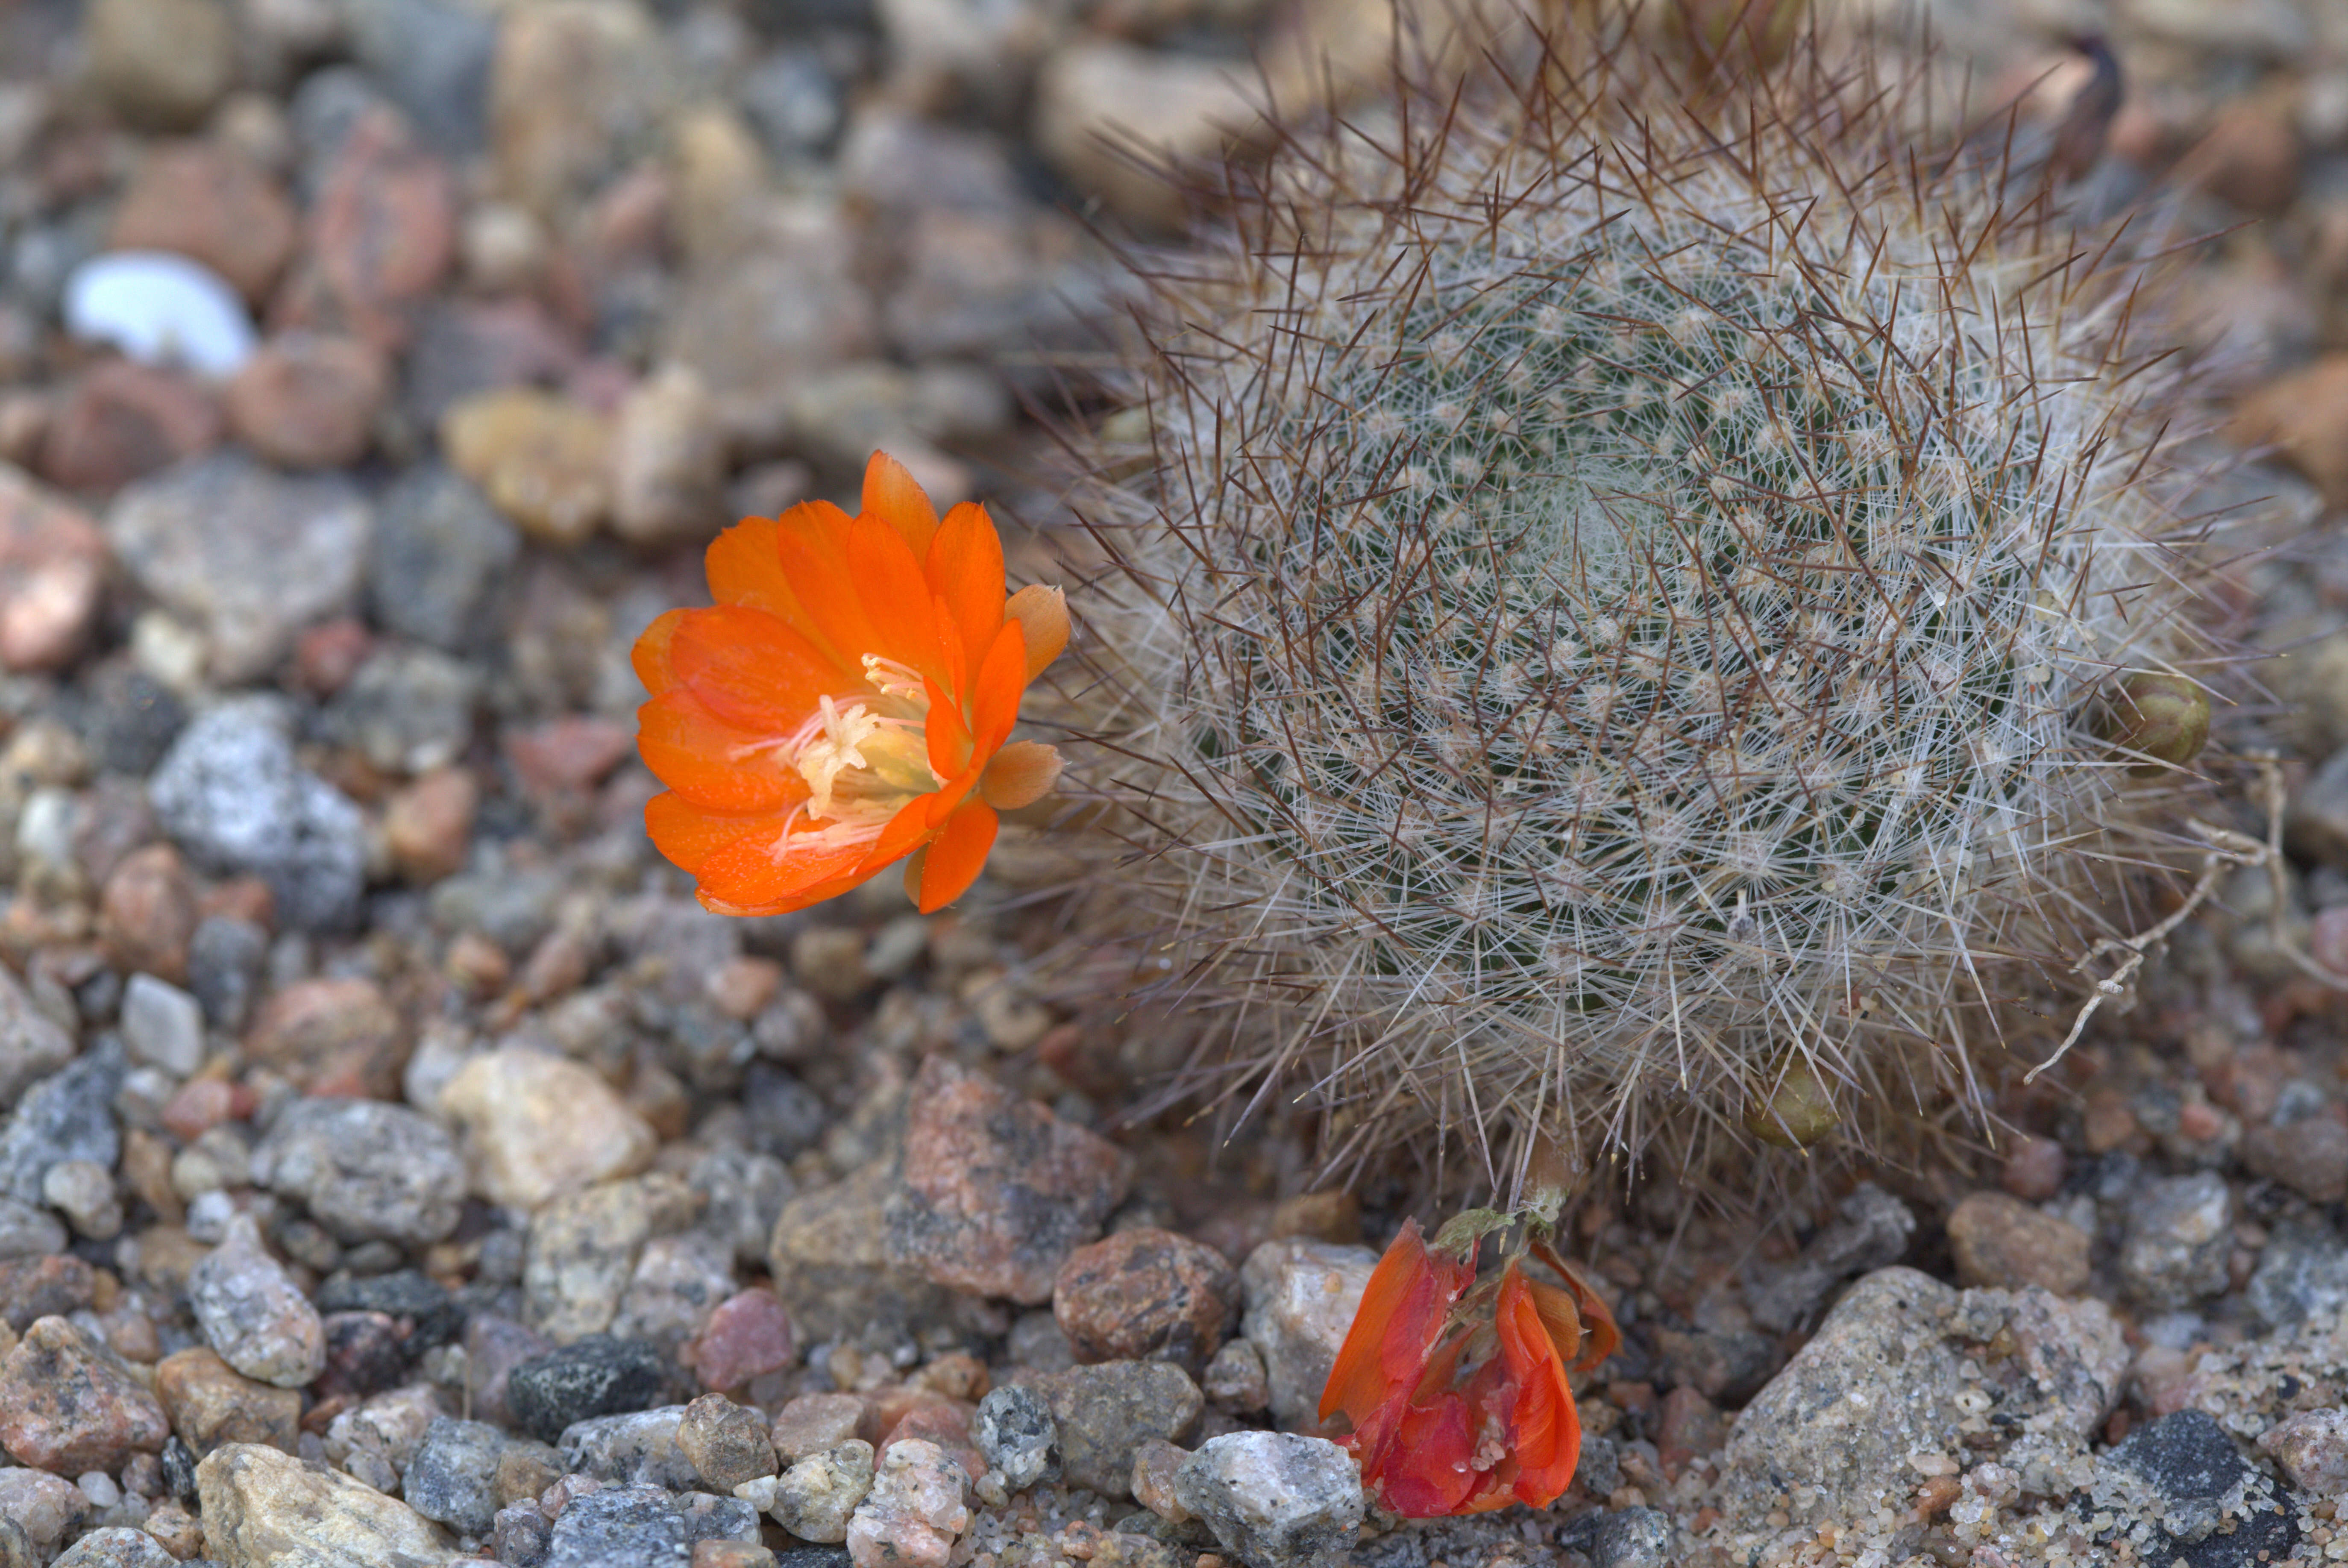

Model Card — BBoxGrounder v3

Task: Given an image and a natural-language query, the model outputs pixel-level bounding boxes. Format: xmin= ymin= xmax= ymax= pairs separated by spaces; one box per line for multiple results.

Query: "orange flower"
xmin=1320 ymin=1221 xmax=1618 ymax=1518
xmin=634 ymin=452 xmax=1068 ymax=916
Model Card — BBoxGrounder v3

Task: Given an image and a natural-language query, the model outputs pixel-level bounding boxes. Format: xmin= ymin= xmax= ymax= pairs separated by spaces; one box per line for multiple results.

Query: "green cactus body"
xmin=1076 ymin=22 xmax=2226 ymax=1192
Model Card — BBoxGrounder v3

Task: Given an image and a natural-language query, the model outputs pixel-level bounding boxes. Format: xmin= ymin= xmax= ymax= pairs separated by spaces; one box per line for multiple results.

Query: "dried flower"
xmin=1321 ymin=1219 xmax=1617 ymax=1517
xmin=634 ymin=451 xmax=1068 ymax=915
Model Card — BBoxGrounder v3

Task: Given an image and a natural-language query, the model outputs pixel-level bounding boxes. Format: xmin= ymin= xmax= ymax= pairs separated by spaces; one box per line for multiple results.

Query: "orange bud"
xmin=1005 ymin=584 xmax=1069 ymax=680
xmin=981 ymin=741 xmax=1065 ymax=810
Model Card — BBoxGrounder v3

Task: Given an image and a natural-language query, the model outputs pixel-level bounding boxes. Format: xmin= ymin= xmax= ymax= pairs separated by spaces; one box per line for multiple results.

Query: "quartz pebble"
xmin=1173 ymin=1432 xmax=1362 ymax=1568
xmin=195 ymin=1442 xmax=457 ymax=1568
xmin=748 ymin=1438 xmax=874 ymax=1543
xmin=186 ymin=1212 xmax=327 ymax=1388
xmin=1237 ymin=1239 xmax=1377 ymax=1429
xmin=439 ymin=1047 xmax=658 ymax=1210
xmin=155 ymin=1346 xmax=302 ymax=1456
xmin=845 ymin=1438 xmax=966 ymax=1568
xmin=680 ymin=1393 xmax=779 ymax=1494
xmin=62 ymin=252 xmax=255 ymax=378
xmin=118 ymin=973 xmax=204 ymax=1076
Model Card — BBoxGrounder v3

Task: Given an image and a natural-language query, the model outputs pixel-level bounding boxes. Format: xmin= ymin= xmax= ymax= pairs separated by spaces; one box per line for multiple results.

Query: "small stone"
xmin=40 ymin=1160 xmax=120 ymax=1242
xmin=1743 ymin=1183 xmax=1916 ymax=1335
xmin=246 ymin=977 xmax=406 ymax=1099
xmin=120 ymin=973 xmax=204 ymax=1078
xmin=195 ymin=1442 xmax=458 ymax=1567
xmin=404 ymin=1416 xmax=508 ymax=1537
xmin=225 ymin=333 xmax=389 ymax=470
xmin=1237 ymin=1239 xmax=1377 ymax=1430
xmin=1998 ymin=1134 xmax=2066 ymax=1202
xmin=761 ymin=1439 xmax=875 ymax=1543
xmin=845 ymin=1439 xmax=966 ymax=1568
xmin=155 ymin=1346 xmax=301 ymax=1456
xmin=682 ymin=1287 xmax=795 ymax=1396
xmin=0 ymin=464 xmax=106 ymax=672
xmin=971 ymin=1385 xmax=1055 ymax=1492
xmin=681 ymin=1394 xmax=778 ymax=1494
xmin=440 ymin=390 xmax=613 ymax=546
xmin=38 ymin=361 xmax=222 ymax=494
xmin=1032 ymin=42 xmax=1259 ymax=230
xmin=1569 ymin=1509 xmax=1676 ymax=1568
xmin=2242 ymin=1116 xmax=2348 ymax=1204
xmin=611 ymin=364 xmax=726 ymax=547
xmin=1033 ymin=1362 xmax=1203 ymax=1499
xmin=1129 ymin=1438 xmax=1188 ymax=1522
xmin=86 ymin=0 xmax=234 ymax=129
xmin=384 ymin=767 xmax=478 ymax=885
xmin=0 ymin=1316 xmax=170 ymax=1473
xmin=150 ymin=702 xmax=366 ymax=931
xmin=2099 ymin=1411 xmax=2298 ymax=1568
xmin=558 ymin=1405 xmax=698 ymax=1489
xmin=2185 ymin=98 xmax=2301 ymax=216
xmin=316 ymin=1311 xmax=411 ymax=1401
xmin=2119 ymin=1171 xmax=2231 ymax=1309
xmin=494 ymin=1502 xmax=551 ymax=1565
xmin=0 ymin=1199 xmax=67 ymax=1261
xmin=109 ymin=141 xmax=297 ymax=304
xmin=49 ymin=1527 xmax=177 ymax=1568
xmin=64 ymin=253 xmax=253 ymax=380
xmin=2233 ymin=356 xmax=2348 ymax=511
xmin=1054 ymin=1227 xmax=1238 ymax=1372
xmin=691 ymin=1149 xmax=795 ymax=1272
xmin=1172 ymin=1432 xmax=1362 ymax=1568
xmin=252 ymin=1096 xmax=465 ymax=1248
xmin=1945 ymin=1192 xmax=2091 ymax=1296
xmin=368 ymin=464 xmax=519 ymax=653
xmin=463 ymin=1315 xmax=552 ymax=1430
xmin=886 ymin=1057 xmax=1133 ymax=1304
xmin=0 ymin=1255 xmax=96 ymax=1331
xmin=2260 ymin=1407 xmax=2348 ymax=1493
xmin=0 ymin=1468 xmax=88 ymax=1553
xmin=698 ymin=1543 xmax=780 ymax=1568
xmin=276 ymin=105 xmax=456 ymax=352
xmin=507 ymin=1336 xmax=669 ymax=1445
xmin=107 ymin=863 xmax=200 ymax=998
xmin=440 ymin=1046 xmax=659 ymax=1211
xmin=525 ymin=1175 xmax=697 ymax=1344
xmin=325 ymin=644 xmax=481 ymax=775
xmin=1200 ymin=1340 xmax=1268 ymax=1412
xmin=490 ymin=0 xmax=672 ymax=217
xmin=542 ymin=1484 xmax=693 ymax=1568
xmin=322 ymin=1384 xmax=443 ymax=1491
xmin=0 ymin=965 xmax=74 ymax=1110
xmin=0 ymin=1047 xmax=123 ymax=1207
xmin=774 ymin=1393 xmax=867 ymax=1463
xmin=664 ymin=227 xmax=878 ymax=451
xmin=187 ymin=1212 xmax=327 ymax=1388
xmin=615 ymin=1231 xmax=735 ymax=1358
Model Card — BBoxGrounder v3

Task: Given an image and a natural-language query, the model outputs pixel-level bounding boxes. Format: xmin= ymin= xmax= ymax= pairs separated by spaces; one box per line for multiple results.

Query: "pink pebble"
xmin=685 ymin=1289 xmax=795 ymax=1393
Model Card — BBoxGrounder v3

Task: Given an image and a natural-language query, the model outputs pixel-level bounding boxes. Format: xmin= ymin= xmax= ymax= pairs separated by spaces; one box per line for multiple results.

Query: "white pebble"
xmin=63 ymin=250 xmax=256 ymax=379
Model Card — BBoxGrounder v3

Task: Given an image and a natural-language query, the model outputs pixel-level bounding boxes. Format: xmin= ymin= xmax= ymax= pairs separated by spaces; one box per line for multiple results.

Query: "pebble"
xmin=546 ymin=1484 xmax=758 ymax=1568
xmin=0 ymin=1315 xmax=170 ymax=1474
xmin=611 ymin=364 xmax=728 ymax=547
xmin=1172 ymin=1433 xmax=1361 ymax=1568
xmin=251 ymin=1097 xmax=466 ymax=1248
xmin=2245 ymin=1221 xmax=2348 ymax=1330
xmin=2232 ymin=355 xmax=2348 ymax=510
xmin=85 ymin=0 xmax=234 ymax=129
xmin=0 ymin=1254 xmax=94 ymax=1330
xmin=403 ymin=1415 xmax=509 ymax=1537
xmin=0 ymin=1199 xmax=67 ymax=1260
xmin=1200 ymin=1339 xmax=1269 ymax=1412
xmin=751 ymin=1439 xmax=874 ymax=1542
xmin=886 ymin=1056 xmax=1133 ymax=1304
xmin=1236 ymin=1239 xmax=1377 ymax=1429
xmin=244 ymin=977 xmax=406 ymax=1098
xmin=187 ymin=1211 xmax=327 ymax=1388
xmin=119 ymin=974 xmax=203 ymax=1080
xmin=507 ymin=1335 xmax=670 ymax=1445
xmin=1031 ymin=42 xmax=1259 ymax=230
xmin=324 ymin=644 xmax=481 ymax=775
xmin=1744 ymin=1182 xmax=1917 ymax=1334
xmin=40 ymin=1160 xmax=120 ymax=1241
xmin=105 ymin=852 xmax=199 ymax=994
xmin=681 ymin=1393 xmax=779 ymax=1493
xmin=440 ymin=389 xmax=613 ymax=546
xmin=2119 ymin=1171 xmax=2232 ymax=1309
xmin=108 ymin=141 xmax=299 ymax=305
xmin=38 ymin=362 xmax=222 ymax=495
xmin=323 ymin=1384 xmax=443 ymax=1491
xmin=490 ymin=0 xmax=672 ymax=217
xmin=971 ymin=1384 xmax=1056 ymax=1492
xmin=1945 ymin=1191 xmax=2091 ymax=1296
xmin=317 ymin=1310 xmax=411 ymax=1400
xmin=0 ymin=1045 xmax=123 ymax=1206
xmin=465 ymin=1313 xmax=554 ymax=1430
xmin=225 ymin=333 xmax=389 ymax=470
xmin=341 ymin=0 xmax=498 ymax=156
xmin=691 ymin=1148 xmax=795 ymax=1270
xmin=1128 ymin=1436 xmax=1188 ymax=1521
xmin=774 ymin=1394 xmax=867 ymax=1462
xmin=1054 ymin=1227 xmax=1238 ymax=1372
xmin=663 ymin=222 xmax=878 ymax=449
xmin=109 ymin=454 xmax=371 ymax=681
xmin=384 ymin=766 xmax=479 ymax=884
xmin=63 ymin=253 xmax=255 ymax=380
xmin=2259 ymin=1407 xmax=2348 ymax=1492
xmin=0 ymin=464 xmax=106 ymax=672
xmin=195 ymin=1442 xmax=457 ymax=1567
xmin=277 ymin=105 xmax=457 ymax=351
xmin=1564 ymin=1509 xmax=1675 ymax=1568
xmin=154 ymin=1346 xmax=302 ymax=1456
xmin=148 ymin=702 xmax=364 ymax=928
xmin=1033 ymin=1361 xmax=1203 ymax=1499
xmin=0 ymin=961 xmax=76 ymax=1108
xmin=559 ymin=1405 xmax=699 ymax=1489
xmin=2242 ymin=1115 xmax=2348 ymax=1204
xmin=2097 ymin=1410 xmax=2298 ymax=1568
xmin=1999 ymin=1133 xmax=2067 ymax=1201
xmin=524 ymin=1174 xmax=696 ymax=1343
xmin=440 ymin=1046 xmax=659 ymax=1211
xmin=49 ymin=1527 xmax=175 ymax=1567
xmin=368 ymin=462 xmax=519 ymax=652
xmin=0 ymin=1468 xmax=89 ymax=1553
xmin=681 ymin=1286 xmax=795 ymax=1396
xmin=845 ymin=1438 xmax=967 ymax=1568
xmin=615 ymin=1231 xmax=736 ymax=1358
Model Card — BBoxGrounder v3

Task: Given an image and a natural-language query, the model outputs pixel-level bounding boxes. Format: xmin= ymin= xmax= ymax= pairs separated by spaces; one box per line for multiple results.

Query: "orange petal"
xmin=637 ymin=690 xmax=808 ymax=813
xmin=868 ymin=795 xmax=942 ymax=870
xmin=926 ymin=502 xmax=1006 ymax=675
xmin=969 ymin=620 xmax=1028 ymax=760
xmin=848 ymin=514 xmax=945 ymax=678
xmin=1004 ymin=584 xmax=1069 ymax=680
xmin=863 ymin=450 xmax=939 ymax=560
xmin=694 ymin=821 xmax=875 ymax=912
xmin=1374 ymin=1395 xmax=1482 ymax=1518
xmin=1494 ymin=1267 xmax=1579 ymax=1508
xmin=775 ymin=500 xmax=886 ymax=671
xmin=645 ymin=792 xmax=778 ymax=877
xmin=981 ymin=741 xmax=1062 ymax=810
xmin=667 ymin=605 xmax=849 ymax=736
xmin=706 ymin=516 xmax=806 ymax=622
xmin=915 ymin=802 xmax=997 ymax=913
xmin=924 ymin=675 xmax=974 ymax=784
xmin=1531 ymin=1240 xmax=1620 ymax=1371
xmin=633 ymin=608 xmax=690 ymax=697
xmin=1321 ymin=1220 xmax=1460 ymax=1428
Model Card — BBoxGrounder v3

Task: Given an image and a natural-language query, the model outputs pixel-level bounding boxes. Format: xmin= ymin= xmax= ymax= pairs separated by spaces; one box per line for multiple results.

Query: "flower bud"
xmin=2103 ymin=672 xmax=2209 ymax=776
xmin=1744 ymin=1056 xmax=1838 ymax=1148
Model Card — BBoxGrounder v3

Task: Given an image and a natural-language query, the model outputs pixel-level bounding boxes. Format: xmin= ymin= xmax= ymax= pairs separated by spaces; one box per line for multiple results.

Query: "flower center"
xmin=762 ymin=655 xmax=944 ymax=860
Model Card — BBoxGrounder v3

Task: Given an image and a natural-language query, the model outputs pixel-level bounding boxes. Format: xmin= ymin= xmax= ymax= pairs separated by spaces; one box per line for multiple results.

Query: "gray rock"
xmin=0 ymin=1196 xmax=67 ymax=1259
xmin=0 ymin=964 xmax=75 ymax=1109
xmin=494 ymin=1503 xmax=551 ymax=1567
xmin=76 ymin=665 xmax=186 ymax=776
xmin=1201 ymin=1338 xmax=1270 ymax=1412
xmin=690 ymin=1147 xmax=795 ymax=1270
xmin=559 ymin=1406 xmax=696 ymax=1489
xmin=2260 ymin=1408 xmax=2348 ymax=1493
xmin=187 ymin=915 xmax=267 ymax=1030
xmin=187 ymin=1212 xmax=327 ymax=1387
xmin=1035 ymin=1361 xmax=1203 ymax=1498
xmin=48 ymin=1527 xmax=177 ymax=1568
xmin=149 ymin=700 xmax=366 ymax=931
xmin=2246 ymin=1221 xmax=2348 ymax=1330
xmin=1556 ymin=1509 xmax=1675 ymax=1568
xmin=322 ymin=646 xmax=480 ymax=775
xmin=1173 ymin=1432 xmax=1363 ymax=1568
xmin=1746 ymin=1183 xmax=1916 ymax=1333
xmin=2119 ymin=1172 xmax=2232 ymax=1308
xmin=612 ymin=1232 xmax=736 ymax=1359
xmin=1239 ymin=1239 xmax=1379 ymax=1430
xmin=120 ymin=974 xmax=204 ymax=1077
xmin=740 ymin=50 xmax=843 ymax=159
xmin=678 ymin=1393 xmax=777 ymax=1494
xmin=106 ymin=453 xmax=371 ymax=682
xmin=0 ymin=1043 xmax=121 ymax=1205
xmin=973 ymin=1384 xmax=1056 ymax=1490
xmin=341 ymin=0 xmax=495 ymax=156
xmin=368 ymin=463 xmax=518 ymax=652
xmin=2088 ymin=1411 xmax=2298 ymax=1568
xmin=402 ymin=1415 xmax=508 ymax=1537
xmin=543 ymin=1484 xmax=686 ymax=1568
xmin=252 ymin=1097 xmax=466 ymax=1247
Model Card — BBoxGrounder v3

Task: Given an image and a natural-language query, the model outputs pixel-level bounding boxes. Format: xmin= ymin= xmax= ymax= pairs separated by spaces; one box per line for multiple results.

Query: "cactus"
xmin=1062 ymin=14 xmax=2246 ymax=1200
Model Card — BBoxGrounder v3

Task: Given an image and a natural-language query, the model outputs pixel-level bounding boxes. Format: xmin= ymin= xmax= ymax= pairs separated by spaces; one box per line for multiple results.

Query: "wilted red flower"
xmin=634 ymin=452 xmax=1068 ymax=916
xmin=1320 ymin=1221 xmax=1618 ymax=1518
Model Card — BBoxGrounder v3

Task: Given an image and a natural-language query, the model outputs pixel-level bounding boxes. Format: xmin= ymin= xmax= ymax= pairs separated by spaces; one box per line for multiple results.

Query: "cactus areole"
xmin=1076 ymin=18 xmax=2237 ymax=1192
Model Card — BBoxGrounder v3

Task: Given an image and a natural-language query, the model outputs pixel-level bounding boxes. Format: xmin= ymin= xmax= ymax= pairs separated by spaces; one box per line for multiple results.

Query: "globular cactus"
xmin=1064 ymin=12 xmax=2239 ymax=1200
